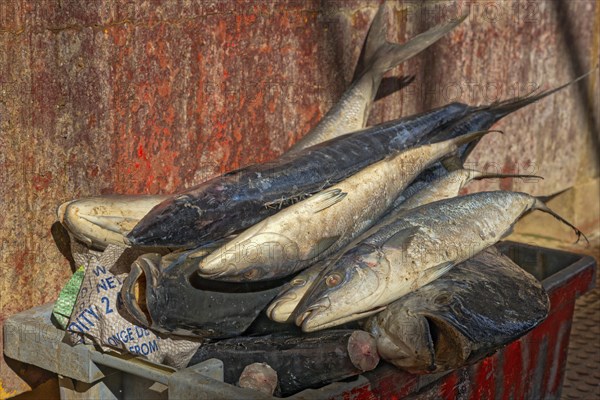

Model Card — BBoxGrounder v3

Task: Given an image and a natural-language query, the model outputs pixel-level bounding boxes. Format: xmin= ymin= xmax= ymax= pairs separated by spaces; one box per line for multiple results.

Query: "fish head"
xmin=295 ymin=245 xmax=388 ymax=332
xmin=120 ymin=253 xmax=164 ymax=328
xmin=367 ymin=285 xmax=472 ymax=373
xmin=126 ymin=179 xmax=235 ymax=247
xmin=58 ymin=195 xmax=167 ymax=250
xmin=266 ymin=271 xmax=317 ymax=322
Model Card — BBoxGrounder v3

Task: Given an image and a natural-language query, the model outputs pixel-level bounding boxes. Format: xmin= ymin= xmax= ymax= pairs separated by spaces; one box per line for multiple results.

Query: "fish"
xmin=193 ymin=131 xmax=495 ymax=281
xmin=393 ymin=169 xmax=542 ymax=211
xmin=363 ymin=246 xmax=550 ymax=374
xmin=57 ymin=195 xmax=169 ymax=250
xmin=294 ymin=191 xmax=586 ymax=332
xmin=127 ymin=68 xmax=591 ymax=249
xmin=126 ymin=102 xmax=471 ymax=248
xmin=428 ymin=69 xmax=595 ymax=162
xmin=187 ymin=329 xmax=379 ymax=397
xmin=58 ymin=7 xmax=467 ymax=251
xmin=288 ymin=6 xmax=468 ymax=152
xmin=265 ymin=169 xmax=540 ymax=322
xmin=121 ymin=251 xmax=287 ymax=338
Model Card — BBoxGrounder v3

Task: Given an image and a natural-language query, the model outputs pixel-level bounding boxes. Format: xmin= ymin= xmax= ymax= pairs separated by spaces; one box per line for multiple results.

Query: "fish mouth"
xmin=121 ymin=255 xmax=161 ymax=327
xmin=265 ymin=293 xmax=299 ymax=322
xmin=298 ymin=304 xmax=387 ymax=332
xmin=294 ymin=297 xmax=331 ymax=327
xmin=56 ymin=199 xmax=77 ymax=225
xmin=196 ymin=260 xmax=230 ymax=279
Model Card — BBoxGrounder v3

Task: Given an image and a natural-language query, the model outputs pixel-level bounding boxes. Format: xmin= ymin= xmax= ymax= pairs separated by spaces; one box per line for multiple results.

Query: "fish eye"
xmin=174 ymin=194 xmax=191 ymax=203
xmin=325 ymin=273 xmax=342 ymax=287
xmin=291 ymin=278 xmax=306 ymax=286
xmin=244 ymin=268 xmax=260 ymax=280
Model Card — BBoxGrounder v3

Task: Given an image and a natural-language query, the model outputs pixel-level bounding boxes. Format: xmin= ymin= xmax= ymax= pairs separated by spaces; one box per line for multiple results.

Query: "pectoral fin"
xmin=383 ymin=226 xmax=420 ymax=251
xmin=418 ymin=262 xmax=455 ymax=286
xmin=312 ymin=188 xmax=348 ymax=213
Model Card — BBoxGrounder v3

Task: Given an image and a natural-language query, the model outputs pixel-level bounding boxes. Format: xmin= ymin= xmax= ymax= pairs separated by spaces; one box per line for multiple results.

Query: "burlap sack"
xmin=66 ymin=242 xmax=202 ymax=368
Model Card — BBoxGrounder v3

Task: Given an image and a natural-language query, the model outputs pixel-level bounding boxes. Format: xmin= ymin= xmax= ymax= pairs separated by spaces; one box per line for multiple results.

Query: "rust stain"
xmin=0 ymin=0 xmax=597 ymax=395
xmin=31 ymin=173 xmax=53 ymax=192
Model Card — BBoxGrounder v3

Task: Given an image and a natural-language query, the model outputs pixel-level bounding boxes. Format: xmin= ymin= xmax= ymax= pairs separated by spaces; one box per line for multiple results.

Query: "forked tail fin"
xmin=483 ymin=69 xmax=595 ymax=119
xmin=358 ymin=5 xmax=468 ymax=80
xmin=533 ymin=198 xmax=589 ymax=244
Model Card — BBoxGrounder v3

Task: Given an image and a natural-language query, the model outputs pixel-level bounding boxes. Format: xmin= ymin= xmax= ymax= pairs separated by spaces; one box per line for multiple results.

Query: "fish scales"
xmin=127 ymin=103 xmax=470 ymax=248
xmin=295 ymin=191 xmax=583 ymax=332
xmin=195 ymin=132 xmax=488 ymax=281
xmin=265 ymin=168 xmax=538 ymax=323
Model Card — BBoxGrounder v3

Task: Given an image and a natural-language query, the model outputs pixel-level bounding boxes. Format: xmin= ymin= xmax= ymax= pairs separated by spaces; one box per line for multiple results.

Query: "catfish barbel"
xmin=295 ymin=191 xmax=585 ymax=332
xmin=194 ymin=132 xmax=494 ymax=281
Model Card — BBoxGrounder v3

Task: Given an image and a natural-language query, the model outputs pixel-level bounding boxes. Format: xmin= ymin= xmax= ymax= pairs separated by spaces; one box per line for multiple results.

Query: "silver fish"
xmin=57 ymin=195 xmax=169 ymax=250
xmin=295 ymin=191 xmax=585 ymax=332
xmin=60 ymin=6 xmax=465 ymax=251
xmin=266 ymin=169 xmax=539 ymax=323
xmin=194 ymin=131 xmax=492 ymax=282
xmin=288 ymin=6 xmax=468 ymax=152
xmin=363 ymin=246 xmax=549 ymax=373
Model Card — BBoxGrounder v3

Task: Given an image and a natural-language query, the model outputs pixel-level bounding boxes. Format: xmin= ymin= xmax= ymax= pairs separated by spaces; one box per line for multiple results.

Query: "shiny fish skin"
xmin=58 ymin=7 xmax=467 ymax=251
xmin=364 ymin=246 xmax=549 ymax=374
xmin=57 ymin=195 xmax=169 ymax=250
xmin=288 ymin=7 xmax=468 ymax=152
xmin=194 ymin=132 xmax=490 ymax=282
xmin=265 ymin=169 xmax=537 ymax=322
xmin=295 ymin=191 xmax=584 ymax=332
xmin=127 ymin=103 xmax=470 ymax=248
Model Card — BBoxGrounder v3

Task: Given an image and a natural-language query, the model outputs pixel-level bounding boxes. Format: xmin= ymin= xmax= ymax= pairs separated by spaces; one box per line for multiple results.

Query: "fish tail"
xmin=451 ymin=129 xmax=502 ymax=148
xmin=471 ymin=172 xmax=544 ymax=181
xmin=535 ymin=188 xmax=568 ymax=204
xmin=533 ymin=198 xmax=589 ymax=245
xmin=358 ymin=5 xmax=468 ymax=81
xmin=485 ymin=69 xmax=596 ymax=119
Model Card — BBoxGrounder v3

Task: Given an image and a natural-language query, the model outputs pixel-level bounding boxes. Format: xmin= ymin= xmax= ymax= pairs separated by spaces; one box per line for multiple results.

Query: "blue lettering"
xmin=85 ymin=307 xmax=99 ymax=320
xmin=68 ymin=322 xmax=84 ymax=333
xmin=135 ymin=326 xmax=145 ymax=338
xmin=148 ymin=340 xmax=159 ymax=353
xmin=96 ymin=280 xmax=107 ymax=293
xmin=93 ymin=265 xmax=106 ymax=276
xmin=109 ymin=333 xmax=121 ymax=346
xmin=75 ymin=317 xmax=90 ymax=331
xmin=106 ymin=276 xmax=117 ymax=289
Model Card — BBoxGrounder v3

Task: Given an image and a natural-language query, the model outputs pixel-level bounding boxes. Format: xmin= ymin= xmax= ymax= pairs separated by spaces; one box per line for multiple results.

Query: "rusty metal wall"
xmin=0 ymin=0 xmax=597 ymax=396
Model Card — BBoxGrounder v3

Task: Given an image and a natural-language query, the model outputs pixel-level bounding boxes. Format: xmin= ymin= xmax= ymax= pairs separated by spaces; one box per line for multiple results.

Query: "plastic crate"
xmin=3 ymin=241 xmax=596 ymax=399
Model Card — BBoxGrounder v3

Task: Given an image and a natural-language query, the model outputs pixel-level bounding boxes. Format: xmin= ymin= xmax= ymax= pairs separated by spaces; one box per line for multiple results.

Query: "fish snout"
xmin=56 ymin=199 xmax=77 ymax=224
xmin=197 ymin=258 xmax=232 ymax=279
xmin=295 ymin=297 xmax=331 ymax=327
xmin=266 ymin=293 xmax=299 ymax=322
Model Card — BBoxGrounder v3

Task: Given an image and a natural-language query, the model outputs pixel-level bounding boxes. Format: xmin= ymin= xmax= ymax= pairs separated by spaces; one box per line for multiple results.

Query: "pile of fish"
xmin=56 ymin=5 xmax=590 ymax=397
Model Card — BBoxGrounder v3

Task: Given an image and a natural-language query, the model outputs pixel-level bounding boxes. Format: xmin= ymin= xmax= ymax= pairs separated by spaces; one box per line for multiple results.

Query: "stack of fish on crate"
xmin=56 ymin=6 xmax=590 ymax=397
